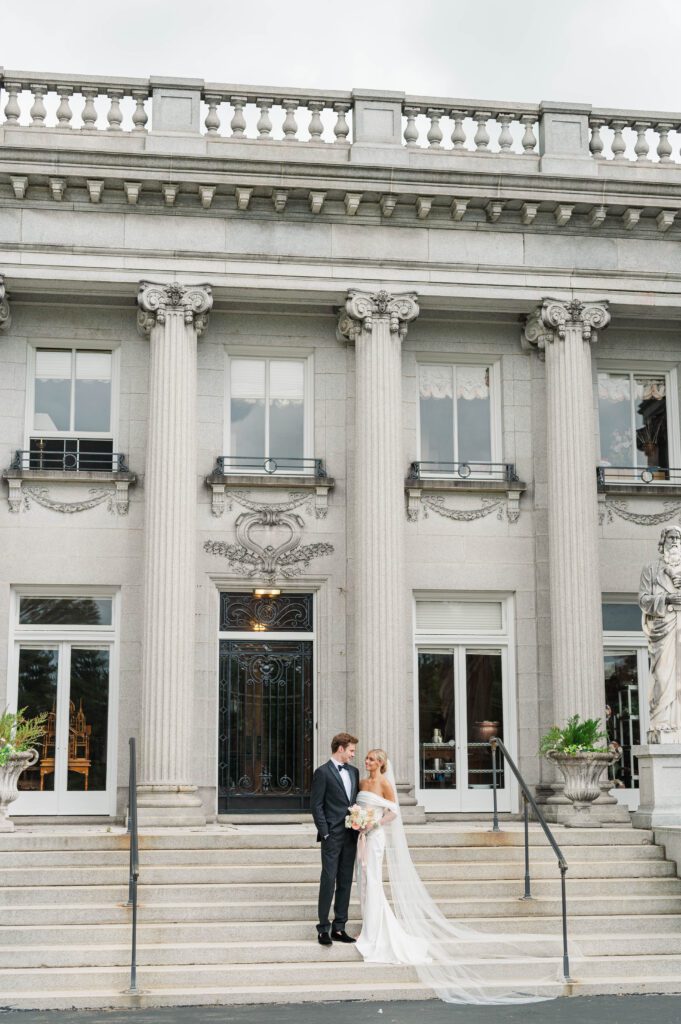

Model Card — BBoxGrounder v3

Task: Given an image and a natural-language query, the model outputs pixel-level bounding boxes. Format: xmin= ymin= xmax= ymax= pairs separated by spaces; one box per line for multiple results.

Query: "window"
xmin=597 ymin=371 xmax=672 ymax=479
xmin=29 ymin=348 xmax=115 ymax=470
xmin=228 ymin=356 xmax=310 ymax=472
xmin=418 ymin=363 xmax=498 ymax=473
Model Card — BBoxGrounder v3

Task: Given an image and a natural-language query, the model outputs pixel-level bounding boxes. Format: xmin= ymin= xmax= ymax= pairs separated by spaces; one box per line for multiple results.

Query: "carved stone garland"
xmin=410 ymin=493 xmax=520 ymax=523
xmin=599 ymin=497 xmax=681 ymax=527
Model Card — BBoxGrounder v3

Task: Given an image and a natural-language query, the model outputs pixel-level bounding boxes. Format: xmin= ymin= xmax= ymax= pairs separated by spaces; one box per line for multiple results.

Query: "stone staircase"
xmin=2 ymin=822 xmax=681 ymax=1009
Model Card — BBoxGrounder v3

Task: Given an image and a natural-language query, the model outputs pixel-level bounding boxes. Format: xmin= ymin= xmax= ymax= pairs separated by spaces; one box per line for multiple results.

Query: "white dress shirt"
xmin=331 ymin=757 xmax=352 ymax=801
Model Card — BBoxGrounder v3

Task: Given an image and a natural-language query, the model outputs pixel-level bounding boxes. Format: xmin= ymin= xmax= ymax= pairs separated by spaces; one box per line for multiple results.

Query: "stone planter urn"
xmin=547 ymin=749 xmax=621 ymax=827
xmin=0 ymin=749 xmax=38 ymax=832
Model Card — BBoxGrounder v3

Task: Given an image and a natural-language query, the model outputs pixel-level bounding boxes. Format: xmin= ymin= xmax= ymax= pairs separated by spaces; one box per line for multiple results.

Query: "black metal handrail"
xmin=126 ymin=737 xmax=139 ymax=994
xmin=11 ymin=448 xmax=128 ymax=472
xmin=408 ymin=460 xmax=519 ymax=483
xmin=489 ymin=736 xmax=571 ymax=983
xmin=215 ymin=455 xmax=326 ymax=477
xmin=597 ymin=464 xmax=680 ymax=487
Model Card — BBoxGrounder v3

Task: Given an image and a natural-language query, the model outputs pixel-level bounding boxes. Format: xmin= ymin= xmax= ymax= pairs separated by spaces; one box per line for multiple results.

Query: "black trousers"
xmin=317 ymin=824 xmax=358 ymax=933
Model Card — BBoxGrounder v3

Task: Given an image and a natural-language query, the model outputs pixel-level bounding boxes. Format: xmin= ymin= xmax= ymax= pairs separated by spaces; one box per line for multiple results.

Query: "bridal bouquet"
xmin=345 ymin=804 xmax=378 ymax=832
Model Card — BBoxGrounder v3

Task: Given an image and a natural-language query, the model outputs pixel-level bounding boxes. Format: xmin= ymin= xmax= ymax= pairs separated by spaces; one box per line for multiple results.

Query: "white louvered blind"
xmin=231 ymin=359 xmax=266 ymax=399
xmin=269 ymin=359 xmax=305 ymax=400
xmin=415 ymin=600 xmax=503 ymax=633
xmin=35 ymin=349 xmax=71 ymax=379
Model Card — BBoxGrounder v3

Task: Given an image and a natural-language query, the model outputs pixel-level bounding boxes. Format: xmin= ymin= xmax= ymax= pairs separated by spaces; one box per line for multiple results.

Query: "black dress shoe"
xmin=318 ymin=932 xmax=333 ymax=946
xmin=331 ymin=929 xmax=356 ymax=943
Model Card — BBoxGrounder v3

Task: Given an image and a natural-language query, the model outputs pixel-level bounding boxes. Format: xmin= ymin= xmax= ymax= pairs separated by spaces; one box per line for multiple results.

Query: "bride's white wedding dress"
xmin=353 ymin=765 xmax=567 ymax=1005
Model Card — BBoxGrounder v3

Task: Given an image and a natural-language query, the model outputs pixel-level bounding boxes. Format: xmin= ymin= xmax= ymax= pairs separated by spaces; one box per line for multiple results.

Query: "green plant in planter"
xmin=0 ymin=707 xmax=48 ymax=768
xmin=539 ymin=715 xmax=608 ymax=757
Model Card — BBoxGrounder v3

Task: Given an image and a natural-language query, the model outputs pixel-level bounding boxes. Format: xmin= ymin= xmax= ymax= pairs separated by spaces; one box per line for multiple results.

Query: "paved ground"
xmin=1 ymin=997 xmax=680 ymax=1024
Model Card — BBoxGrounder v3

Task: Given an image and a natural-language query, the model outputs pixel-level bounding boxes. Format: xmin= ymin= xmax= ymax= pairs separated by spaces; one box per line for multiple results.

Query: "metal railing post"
xmin=560 ymin=864 xmax=571 ymax=982
xmin=522 ymin=793 xmax=532 ymax=899
xmin=127 ymin=737 xmax=139 ymax=994
xmin=490 ymin=738 xmax=500 ymax=832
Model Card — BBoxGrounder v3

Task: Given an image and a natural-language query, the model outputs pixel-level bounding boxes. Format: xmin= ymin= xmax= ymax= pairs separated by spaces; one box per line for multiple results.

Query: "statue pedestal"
xmin=631 ymin=744 xmax=681 ymax=828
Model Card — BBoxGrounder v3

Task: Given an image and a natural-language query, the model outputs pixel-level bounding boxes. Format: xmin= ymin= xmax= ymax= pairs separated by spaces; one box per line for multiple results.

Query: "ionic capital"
xmin=523 ymin=297 xmax=610 ymax=350
xmin=137 ymin=281 xmax=213 ymax=338
xmin=337 ymin=289 xmax=419 ymax=343
xmin=0 ymin=277 xmax=11 ymax=332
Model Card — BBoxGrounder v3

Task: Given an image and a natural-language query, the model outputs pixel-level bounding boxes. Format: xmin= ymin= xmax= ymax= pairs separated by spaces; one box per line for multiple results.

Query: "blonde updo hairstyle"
xmin=367 ymin=748 xmax=388 ymax=774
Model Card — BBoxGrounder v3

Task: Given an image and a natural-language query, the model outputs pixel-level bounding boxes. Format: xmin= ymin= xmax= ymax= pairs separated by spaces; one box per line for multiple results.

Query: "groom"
xmin=310 ymin=732 xmax=360 ymax=946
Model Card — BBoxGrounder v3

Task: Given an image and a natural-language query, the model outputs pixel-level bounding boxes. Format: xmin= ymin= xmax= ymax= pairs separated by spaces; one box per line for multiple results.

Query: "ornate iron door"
xmin=218 ymin=639 xmax=313 ymax=811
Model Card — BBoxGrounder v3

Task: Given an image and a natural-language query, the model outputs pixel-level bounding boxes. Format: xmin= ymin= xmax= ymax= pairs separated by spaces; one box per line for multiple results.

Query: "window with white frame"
xmin=28 ymin=348 xmax=115 ymax=470
xmin=597 ymin=370 xmax=677 ymax=480
xmin=418 ymin=363 xmax=498 ymax=473
xmin=227 ymin=356 xmax=310 ymax=472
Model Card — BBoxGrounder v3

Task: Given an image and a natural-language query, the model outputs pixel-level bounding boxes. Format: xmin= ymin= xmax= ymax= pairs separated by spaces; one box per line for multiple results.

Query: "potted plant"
xmin=0 ymin=707 xmax=47 ymax=832
xmin=539 ymin=715 xmax=620 ymax=828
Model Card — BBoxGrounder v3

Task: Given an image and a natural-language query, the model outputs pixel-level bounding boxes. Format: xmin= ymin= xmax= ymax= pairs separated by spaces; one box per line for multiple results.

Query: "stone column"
xmin=338 ymin=290 xmax=419 ymax=801
xmin=136 ymin=281 xmax=212 ymax=826
xmin=0 ymin=277 xmax=11 ymax=332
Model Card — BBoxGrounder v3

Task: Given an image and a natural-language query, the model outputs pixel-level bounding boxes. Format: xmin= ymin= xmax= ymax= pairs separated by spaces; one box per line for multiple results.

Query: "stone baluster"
xmin=29 ymin=85 xmax=47 ymax=127
xmin=426 ymin=108 xmax=444 ymax=148
xmin=0 ymin=277 xmax=11 ymax=333
xmin=55 ymin=87 xmax=73 ymax=128
xmin=136 ymin=281 xmax=212 ymax=826
xmin=3 ymin=82 xmax=22 ymax=125
xmin=633 ymin=121 xmax=651 ymax=161
xmin=107 ymin=89 xmax=124 ymax=131
xmin=403 ymin=106 xmax=419 ymax=146
xmin=520 ymin=114 xmax=537 ymax=152
xmin=256 ymin=97 xmax=273 ymax=139
xmin=204 ymin=94 xmax=221 ymax=134
xmin=333 ymin=102 xmax=351 ymax=144
xmin=473 ymin=110 xmax=491 ymax=149
xmin=282 ymin=99 xmax=299 ymax=140
xmin=81 ymin=89 xmax=98 ymax=131
xmin=450 ymin=109 xmax=466 ymax=148
xmin=230 ymin=95 xmax=247 ymax=137
xmin=589 ymin=118 xmax=605 ymax=158
xmin=338 ymin=290 xmax=419 ymax=801
xmin=655 ymin=121 xmax=674 ymax=162
xmin=497 ymin=113 xmax=513 ymax=151
xmin=523 ymin=299 xmax=610 ymax=728
xmin=610 ymin=119 xmax=627 ymax=160
xmin=132 ymin=91 xmax=149 ymax=132
xmin=308 ymin=101 xmax=324 ymax=142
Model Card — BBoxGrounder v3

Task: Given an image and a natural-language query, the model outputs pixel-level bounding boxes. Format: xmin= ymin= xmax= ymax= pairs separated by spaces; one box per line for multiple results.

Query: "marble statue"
xmin=639 ymin=525 xmax=681 ymax=743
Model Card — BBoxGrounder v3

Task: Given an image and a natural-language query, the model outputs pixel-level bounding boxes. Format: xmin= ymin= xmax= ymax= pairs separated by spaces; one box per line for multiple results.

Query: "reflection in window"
xmin=602 ymin=603 xmax=642 ymax=632
xmin=466 ymin=651 xmax=503 ymax=789
xmin=19 ymin=597 xmax=112 ymax=626
xmin=419 ymin=364 xmax=492 ymax=466
xmin=598 ymin=372 xmax=668 ymax=471
xmin=604 ymin=652 xmax=640 ymax=790
xmin=34 ymin=349 xmax=112 ymax=435
xmin=17 ymin=648 xmax=59 ymax=792
xmin=68 ymin=649 xmax=109 ymax=792
xmin=418 ymin=652 xmax=456 ymax=790
xmin=230 ymin=357 xmax=306 ymax=468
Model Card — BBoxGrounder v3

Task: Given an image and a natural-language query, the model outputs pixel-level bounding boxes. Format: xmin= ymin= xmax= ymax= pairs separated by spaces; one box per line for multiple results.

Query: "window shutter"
xmin=415 ymin=600 xmax=503 ymax=633
xmin=35 ymin=350 xmax=71 ymax=379
xmin=231 ymin=359 xmax=266 ymax=399
xmin=270 ymin=360 xmax=305 ymax=400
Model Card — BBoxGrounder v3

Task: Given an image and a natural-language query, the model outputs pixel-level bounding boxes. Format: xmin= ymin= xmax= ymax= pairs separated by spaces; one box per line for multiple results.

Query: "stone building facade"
xmin=1 ymin=74 xmax=680 ymax=824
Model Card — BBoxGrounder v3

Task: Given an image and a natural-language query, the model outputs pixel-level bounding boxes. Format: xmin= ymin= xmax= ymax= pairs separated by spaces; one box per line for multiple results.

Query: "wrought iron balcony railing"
xmin=408 ymin=461 xmax=519 ymax=484
xmin=11 ymin=444 xmax=128 ymax=473
xmin=597 ymin=465 xmax=681 ymax=488
xmin=214 ymin=455 xmax=327 ymax=477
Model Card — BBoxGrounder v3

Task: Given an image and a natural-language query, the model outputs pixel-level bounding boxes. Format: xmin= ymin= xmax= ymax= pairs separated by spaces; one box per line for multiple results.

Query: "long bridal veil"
xmin=382 ymin=761 xmax=569 ymax=1004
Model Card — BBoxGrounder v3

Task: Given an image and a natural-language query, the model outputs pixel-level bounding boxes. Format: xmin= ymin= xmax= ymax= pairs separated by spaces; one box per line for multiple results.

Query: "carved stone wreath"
xmin=599 ymin=497 xmax=681 ymax=527
xmin=204 ymin=491 xmax=333 ymax=580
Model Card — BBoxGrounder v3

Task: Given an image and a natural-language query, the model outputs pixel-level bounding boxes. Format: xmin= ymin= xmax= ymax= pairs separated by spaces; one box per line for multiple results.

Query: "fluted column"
xmin=524 ymin=298 xmax=610 ymax=725
xmin=338 ymin=290 xmax=419 ymax=796
xmin=0 ymin=277 xmax=11 ymax=332
xmin=136 ymin=281 xmax=212 ymax=826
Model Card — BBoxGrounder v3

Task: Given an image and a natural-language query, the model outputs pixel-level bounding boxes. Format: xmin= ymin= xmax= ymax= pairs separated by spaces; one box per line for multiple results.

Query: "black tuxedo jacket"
xmin=310 ymin=759 xmax=360 ymax=841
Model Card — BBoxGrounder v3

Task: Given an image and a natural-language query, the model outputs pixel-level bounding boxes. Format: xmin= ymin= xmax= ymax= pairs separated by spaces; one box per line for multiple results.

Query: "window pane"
xmin=269 ymin=361 xmax=305 ymax=462
xmin=457 ymin=367 xmax=492 ymax=463
xmin=230 ymin=359 xmax=266 ymax=463
xmin=19 ymin=597 xmax=113 ymax=626
xmin=604 ymin=652 xmax=641 ymax=789
xmin=418 ymin=652 xmax=456 ymax=790
xmin=34 ymin=349 xmax=71 ymax=432
xmin=466 ymin=650 xmax=503 ymax=789
xmin=17 ymin=648 xmax=59 ymax=792
xmin=415 ymin=600 xmax=502 ymax=633
xmin=67 ymin=649 xmax=110 ymax=792
xmin=74 ymin=352 xmax=112 ymax=433
xmin=602 ymin=603 xmax=642 ymax=632
xmin=419 ymin=365 xmax=454 ymax=464
xmin=598 ymin=373 xmax=633 ymax=468
xmin=634 ymin=375 xmax=668 ymax=470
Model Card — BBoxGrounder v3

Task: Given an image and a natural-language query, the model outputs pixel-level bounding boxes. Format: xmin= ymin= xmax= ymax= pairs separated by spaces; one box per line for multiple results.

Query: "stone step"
xmin=2 ymin=857 xmax=674 ymax=887
xmin=5 ymin=893 xmax=681 ymax=926
xmin=0 ymin=842 xmax=665 ymax=868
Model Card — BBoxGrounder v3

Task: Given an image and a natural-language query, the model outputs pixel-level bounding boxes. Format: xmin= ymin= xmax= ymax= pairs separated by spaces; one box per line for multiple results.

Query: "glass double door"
xmin=12 ymin=643 xmax=112 ymax=815
xmin=603 ymin=644 xmax=649 ymax=810
xmin=417 ymin=647 xmax=511 ymax=812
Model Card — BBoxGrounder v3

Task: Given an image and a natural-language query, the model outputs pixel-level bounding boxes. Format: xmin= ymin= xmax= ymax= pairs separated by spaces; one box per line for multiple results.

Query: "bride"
xmin=354 ymin=748 xmax=564 ymax=1004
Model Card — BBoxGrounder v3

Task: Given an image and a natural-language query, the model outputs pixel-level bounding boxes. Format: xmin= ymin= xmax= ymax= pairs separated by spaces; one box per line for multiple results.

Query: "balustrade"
xmin=402 ymin=99 xmax=539 ymax=154
xmin=199 ymin=88 xmax=353 ymax=143
xmin=589 ymin=111 xmax=681 ymax=163
xmin=1 ymin=74 xmax=150 ymax=132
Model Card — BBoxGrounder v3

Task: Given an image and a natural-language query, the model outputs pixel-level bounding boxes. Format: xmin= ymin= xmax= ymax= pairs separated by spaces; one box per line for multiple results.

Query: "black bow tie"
xmin=338 ymin=764 xmax=348 ymax=771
